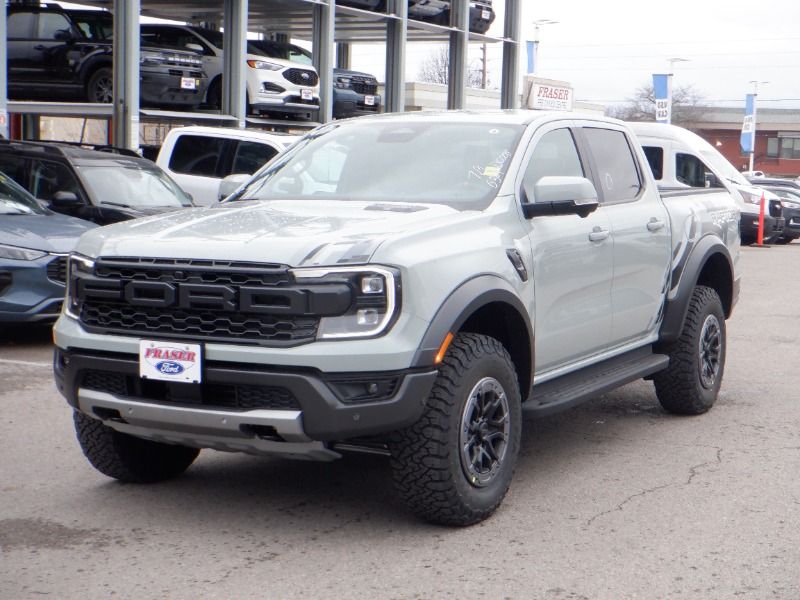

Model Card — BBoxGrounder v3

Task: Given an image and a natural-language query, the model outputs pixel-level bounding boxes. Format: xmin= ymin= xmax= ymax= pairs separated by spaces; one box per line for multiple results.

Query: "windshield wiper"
xmin=100 ymin=201 xmax=134 ymax=209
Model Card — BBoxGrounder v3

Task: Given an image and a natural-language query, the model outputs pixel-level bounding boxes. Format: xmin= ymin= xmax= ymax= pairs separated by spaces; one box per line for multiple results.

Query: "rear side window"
xmin=7 ymin=13 xmax=36 ymax=39
xmin=583 ymin=128 xmax=642 ymax=203
xmin=169 ymin=135 xmax=228 ymax=177
xmin=231 ymin=142 xmax=279 ymax=175
xmin=523 ymin=128 xmax=584 ymax=194
xmin=642 ymin=146 xmax=663 ymax=180
xmin=0 ymin=154 xmax=28 ymax=188
xmin=29 ymin=160 xmax=82 ymax=201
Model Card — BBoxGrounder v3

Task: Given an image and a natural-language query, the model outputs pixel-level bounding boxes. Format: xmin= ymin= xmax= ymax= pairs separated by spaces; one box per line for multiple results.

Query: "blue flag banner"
xmin=527 ymin=41 xmax=535 ymax=74
xmin=652 ymin=73 xmax=671 ymax=123
xmin=740 ymin=94 xmax=756 ymax=155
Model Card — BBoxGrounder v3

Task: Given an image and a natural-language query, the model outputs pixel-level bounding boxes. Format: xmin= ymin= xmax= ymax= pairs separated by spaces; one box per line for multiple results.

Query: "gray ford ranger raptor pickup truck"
xmin=54 ymin=111 xmax=741 ymax=526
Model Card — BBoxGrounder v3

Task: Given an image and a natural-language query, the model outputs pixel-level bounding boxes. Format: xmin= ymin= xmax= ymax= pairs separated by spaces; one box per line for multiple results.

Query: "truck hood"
xmin=75 ymin=199 xmax=466 ymax=267
xmin=0 ymin=213 xmax=97 ymax=254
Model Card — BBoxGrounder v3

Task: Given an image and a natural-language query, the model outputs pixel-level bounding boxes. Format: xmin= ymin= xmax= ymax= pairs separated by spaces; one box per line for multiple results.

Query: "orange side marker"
xmin=434 ymin=332 xmax=454 ymax=365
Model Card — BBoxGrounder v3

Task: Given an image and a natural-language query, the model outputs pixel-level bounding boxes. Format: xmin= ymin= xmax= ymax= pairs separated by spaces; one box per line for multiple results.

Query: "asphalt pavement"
xmin=1 ymin=245 xmax=799 ymax=599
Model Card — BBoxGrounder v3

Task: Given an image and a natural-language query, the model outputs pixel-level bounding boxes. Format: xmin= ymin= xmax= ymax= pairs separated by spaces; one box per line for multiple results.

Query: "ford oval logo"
xmin=156 ymin=361 xmax=185 ymax=375
xmin=301 ymin=72 xmax=310 ymax=80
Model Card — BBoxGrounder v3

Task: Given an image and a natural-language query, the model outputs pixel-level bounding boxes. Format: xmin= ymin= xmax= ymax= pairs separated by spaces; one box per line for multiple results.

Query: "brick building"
xmin=682 ymin=107 xmax=800 ymax=177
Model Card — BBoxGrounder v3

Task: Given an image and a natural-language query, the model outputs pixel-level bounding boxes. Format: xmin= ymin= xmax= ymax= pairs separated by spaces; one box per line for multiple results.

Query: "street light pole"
xmin=530 ymin=19 xmax=558 ymax=75
xmin=748 ymin=80 xmax=769 ymax=172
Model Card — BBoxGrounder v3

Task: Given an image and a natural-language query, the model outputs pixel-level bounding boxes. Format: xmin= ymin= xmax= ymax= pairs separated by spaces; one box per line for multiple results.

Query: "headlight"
xmin=247 ymin=59 xmax=282 ymax=71
xmin=781 ymin=199 xmax=800 ymax=209
xmin=291 ymin=266 xmax=400 ymax=340
xmin=0 ymin=244 xmax=47 ymax=261
xmin=334 ymin=77 xmax=352 ymax=89
xmin=65 ymin=253 xmax=95 ymax=319
xmin=140 ymin=52 xmax=166 ymax=66
xmin=740 ymin=190 xmax=763 ymax=205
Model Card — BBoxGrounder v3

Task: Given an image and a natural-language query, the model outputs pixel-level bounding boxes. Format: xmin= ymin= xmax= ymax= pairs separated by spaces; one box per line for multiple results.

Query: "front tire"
xmin=74 ymin=411 xmax=199 ymax=483
xmin=389 ymin=333 xmax=522 ymax=526
xmin=654 ymin=286 xmax=726 ymax=415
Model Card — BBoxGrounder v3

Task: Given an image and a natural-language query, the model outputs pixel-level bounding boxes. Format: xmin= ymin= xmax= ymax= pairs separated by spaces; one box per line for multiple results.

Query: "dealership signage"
xmin=526 ymin=78 xmax=574 ymax=111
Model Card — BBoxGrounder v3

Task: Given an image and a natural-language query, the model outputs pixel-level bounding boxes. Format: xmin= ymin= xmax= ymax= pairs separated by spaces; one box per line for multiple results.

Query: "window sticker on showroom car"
xmin=139 ymin=341 xmax=202 ymax=384
xmin=180 ymin=77 xmax=196 ymax=90
xmin=468 ymin=149 xmax=511 ymax=188
xmin=364 ymin=95 xmax=375 ymax=106
xmin=301 ymin=89 xmax=313 ymax=101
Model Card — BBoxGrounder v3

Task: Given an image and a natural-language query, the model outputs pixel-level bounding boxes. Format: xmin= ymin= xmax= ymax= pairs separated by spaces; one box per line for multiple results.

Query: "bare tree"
xmin=607 ymin=83 xmax=707 ymax=126
xmin=417 ymin=46 xmax=486 ymax=89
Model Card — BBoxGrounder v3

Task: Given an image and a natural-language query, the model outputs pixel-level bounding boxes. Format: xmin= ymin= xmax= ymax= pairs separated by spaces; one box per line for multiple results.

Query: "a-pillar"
xmin=223 ymin=0 xmax=248 ymax=128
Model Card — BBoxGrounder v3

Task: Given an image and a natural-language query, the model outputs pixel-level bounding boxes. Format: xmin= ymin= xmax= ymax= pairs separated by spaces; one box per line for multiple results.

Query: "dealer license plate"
xmin=481 ymin=9 xmax=491 ymax=19
xmin=301 ymin=88 xmax=313 ymax=101
xmin=180 ymin=77 xmax=196 ymax=90
xmin=364 ymin=95 xmax=375 ymax=106
xmin=139 ymin=340 xmax=202 ymax=384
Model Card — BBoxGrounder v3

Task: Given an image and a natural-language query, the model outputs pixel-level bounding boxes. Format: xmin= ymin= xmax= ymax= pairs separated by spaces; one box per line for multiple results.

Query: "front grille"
xmin=80 ymin=370 xmax=301 ymax=411
xmin=46 ymin=256 xmax=68 ymax=284
xmin=351 ymin=77 xmax=378 ymax=95
xmin=283 ymin=68 xmax=319 ymax=86
xmin=769 ymin=200 xmax=782 ymax=218
xmin=78 ymin=258 xmax=322 ymax=346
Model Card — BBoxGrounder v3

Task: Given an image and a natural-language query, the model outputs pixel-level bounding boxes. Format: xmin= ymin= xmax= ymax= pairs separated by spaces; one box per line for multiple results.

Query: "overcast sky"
xmin=58 ymin=0 xmax=800 ymax=110
xmin=351 ymin=0 xmax=800 ymax=109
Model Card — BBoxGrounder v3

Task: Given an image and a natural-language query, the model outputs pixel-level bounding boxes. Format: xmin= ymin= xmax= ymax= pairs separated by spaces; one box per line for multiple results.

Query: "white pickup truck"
xmin=55 ymin=112 xmax=741 ymax=526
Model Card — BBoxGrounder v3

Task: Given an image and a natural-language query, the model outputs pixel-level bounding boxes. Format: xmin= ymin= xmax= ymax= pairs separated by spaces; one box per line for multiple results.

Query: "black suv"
xmin=6 ymin=5 xmax=207 ymax=107
xmin=248 ymin=40 xmax=381 ymax=119
xmin=0 ymin=140 xmax=193 ymax=225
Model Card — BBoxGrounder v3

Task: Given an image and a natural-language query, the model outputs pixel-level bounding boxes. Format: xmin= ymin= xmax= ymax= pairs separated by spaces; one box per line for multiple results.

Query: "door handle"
xmin=34 ymin=45 xmax=47 ymax=51
xmin=647 ymin=218 xmax=666 ymax=232
xmin=588 ymin=227 xmax=610 ymax=242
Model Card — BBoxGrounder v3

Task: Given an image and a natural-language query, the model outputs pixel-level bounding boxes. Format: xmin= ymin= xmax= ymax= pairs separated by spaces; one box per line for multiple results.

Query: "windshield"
xmin=248 ymin=40 xmax=312 ymax=64
xmin=79 ymin=165 xmax=192 ymax=208
xmin=233 ymin=121 xmax=523 ymax=210
xmin=699 ymin=148 xmax=749 ymax=186
xmin=0 ymin=173 xmax=47 ymax=215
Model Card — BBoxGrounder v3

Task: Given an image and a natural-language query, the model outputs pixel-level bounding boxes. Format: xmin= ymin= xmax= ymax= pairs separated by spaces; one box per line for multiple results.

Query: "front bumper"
xmin=0 ymin=254 xmax=67 ymax=323
xmin=54 ymin=347 xmax=437 ymax=455
xmin=140 ymin=68 xmax=207 ymax=108
xmin=333 ymin=89 xmax=381 ymax=118
xmin=740 ymin=212 xmax=784 ymax=242
xmin=780 ymin=206 xmax=800 ymax=239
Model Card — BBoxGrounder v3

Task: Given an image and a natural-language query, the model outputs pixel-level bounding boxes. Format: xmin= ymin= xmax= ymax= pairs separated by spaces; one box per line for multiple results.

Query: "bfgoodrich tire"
xmin=388 ymin=333 xmax=522 ymax=526
xmin=654 ymin=286 xmax=726 ymax=415
xmin=74 ymin=411 xmax=199 ymax=483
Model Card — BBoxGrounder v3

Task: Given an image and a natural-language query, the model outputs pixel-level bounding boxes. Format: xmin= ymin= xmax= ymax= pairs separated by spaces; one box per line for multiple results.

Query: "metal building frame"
xmin=1 ymin=0 xmax=522 ymax=148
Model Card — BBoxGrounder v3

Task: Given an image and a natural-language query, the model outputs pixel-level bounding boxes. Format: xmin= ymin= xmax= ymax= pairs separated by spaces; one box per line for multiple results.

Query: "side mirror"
xmin=185 ymin=43 xmax=205 ymax=53
xmin=54 ymin=29 xmax=75 ymax=42
xmin=521 ymin=176 xmax=599 ymax=219
xmin=704 ymin=172 xmax=719 ymax=188
xmin=218 ymin=173 xmax=251 ymax=201
xmin=50 ymin=191 xmax=83 ymax=210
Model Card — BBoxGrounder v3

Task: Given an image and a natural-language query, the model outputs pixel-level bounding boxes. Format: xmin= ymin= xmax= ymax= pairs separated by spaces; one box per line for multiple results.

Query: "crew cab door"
xmin=576 ymin=124 xmax=671 ymax=345
xmin=519 ymin=123 xmax=614 ymax=374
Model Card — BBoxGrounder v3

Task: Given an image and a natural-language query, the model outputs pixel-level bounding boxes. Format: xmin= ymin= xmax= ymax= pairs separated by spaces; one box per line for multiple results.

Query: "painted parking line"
xmin=0 ymin=358 xmax=51 ymax=368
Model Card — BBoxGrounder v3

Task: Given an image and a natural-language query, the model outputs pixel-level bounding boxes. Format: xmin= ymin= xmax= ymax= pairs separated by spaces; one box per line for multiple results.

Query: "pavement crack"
xmin=585 ymin=447 xmax=723 ymax=528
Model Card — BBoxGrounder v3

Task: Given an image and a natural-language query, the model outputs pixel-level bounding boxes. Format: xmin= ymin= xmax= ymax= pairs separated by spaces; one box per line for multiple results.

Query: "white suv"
xmin=141 ymin=25 xmax=320 ymax=119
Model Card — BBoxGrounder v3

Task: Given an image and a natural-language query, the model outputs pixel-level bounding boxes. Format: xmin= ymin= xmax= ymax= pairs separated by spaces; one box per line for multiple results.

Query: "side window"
xmin=0 ymin=154 xmax=28 ymax=189
xmin=231 ymin=142 xmax=279 ymax=175
xmin=522 ymin=128 xmax=584 ymax=196
xmin=29 ymin=160 xmax=82 ymax=201
xmin=168 ymin=135 xmax=228 ymax=177
xmin=8 ymin=13 xmax=36 ymax=39
xmin=583 ymin=128 xmax=642 ymax=203
xmin=37 ymin=13 xmax=74 ymax=40
xmin=642 ymin=146 xmax=664 ymax=180
xmin=676 ymin=153 xmax=723 ymax=188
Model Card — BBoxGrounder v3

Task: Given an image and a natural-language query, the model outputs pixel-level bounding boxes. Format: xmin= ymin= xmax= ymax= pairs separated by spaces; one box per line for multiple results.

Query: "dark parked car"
xmin=0 ymin=172 xmax=96 ymax=322
xmin=337 ymin=1 xmax=495 ymax=34
xmin=746 ymin=176 xmax=800 ymax=191
xmin=248 ymin=40 xmax=381 ymax=119
xmin=0 ymin=140 xmax=193 ymax=226
xmin=761 ymin=186 xmax=800 ymax=244
xmin=6 ymin=5 xmax=207 ymax=107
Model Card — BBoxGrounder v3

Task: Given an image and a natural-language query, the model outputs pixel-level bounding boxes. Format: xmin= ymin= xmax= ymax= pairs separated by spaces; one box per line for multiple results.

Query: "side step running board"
xmin=524 ymin=348 xmax=670 ymax=418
